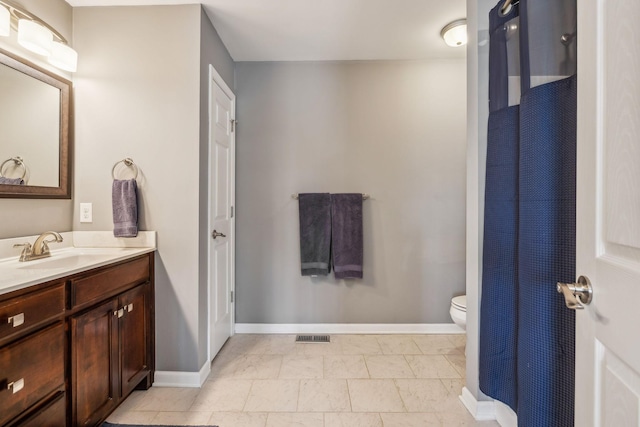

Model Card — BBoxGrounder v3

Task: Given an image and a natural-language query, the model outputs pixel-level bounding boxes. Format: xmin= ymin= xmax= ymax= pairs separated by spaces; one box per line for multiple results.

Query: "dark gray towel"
xmin=0 ymin=177 xmax=24 ymax=185
xmin=298 ymin=193 xmax=332 ymax=276
xmin=112 ymin=179 xmax=138 ymax=237
xmin=331 ymin=193 xmax=363 ymax=279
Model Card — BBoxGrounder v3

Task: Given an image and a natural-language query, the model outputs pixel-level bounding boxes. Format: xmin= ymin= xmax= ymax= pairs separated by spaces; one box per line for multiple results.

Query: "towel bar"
xmin=291 ymin=193 xmax=370 ymax=200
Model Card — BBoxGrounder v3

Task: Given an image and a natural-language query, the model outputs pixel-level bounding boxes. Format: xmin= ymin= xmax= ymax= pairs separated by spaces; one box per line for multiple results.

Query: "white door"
xmin=209 ymin=65 xmax=235 ymax=360
xmin=574 ymin=1 xmax=640 ymax=425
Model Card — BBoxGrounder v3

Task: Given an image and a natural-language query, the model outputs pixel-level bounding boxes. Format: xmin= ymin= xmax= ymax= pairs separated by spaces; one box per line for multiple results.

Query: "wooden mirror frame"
xmin=0 ymin=48 xmax=71 ymax=199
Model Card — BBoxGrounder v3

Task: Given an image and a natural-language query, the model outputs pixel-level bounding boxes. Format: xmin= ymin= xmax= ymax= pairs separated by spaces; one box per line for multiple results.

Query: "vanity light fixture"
xmin=18 ymin=19 xmax=52 ymax=56
xmin=49 ymin=41 xmax=78 ymax=72
xmin=0 ymin=5 xmax=9 ymax=37
xmin=0 ymin=0 xmax=78 ymax=72
xmin=440 ymin=19 xmax=468 ymax=47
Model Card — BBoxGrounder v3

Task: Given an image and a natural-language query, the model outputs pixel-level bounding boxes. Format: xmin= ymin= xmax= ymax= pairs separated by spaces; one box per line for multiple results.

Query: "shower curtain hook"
xmin=561 ymin=32 xmax=576 ymax=46
xmin=500 ymin=0 xmax=518 ymax=16
xmin=500 ymin=0 xmax=512 ymax=14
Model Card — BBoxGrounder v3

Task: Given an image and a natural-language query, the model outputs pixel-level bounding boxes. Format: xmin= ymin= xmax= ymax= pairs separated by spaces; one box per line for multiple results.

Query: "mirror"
xmin=0 ymin=48 xmax=71 ymax=198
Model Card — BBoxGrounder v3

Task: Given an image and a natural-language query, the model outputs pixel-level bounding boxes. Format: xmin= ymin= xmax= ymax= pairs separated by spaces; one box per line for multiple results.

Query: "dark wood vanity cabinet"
xmin=71 ymin=283 xmax=152 ymax=426
xmin=0 ymin=252 xmax=155 ymax=427
xmin=70 ymin=254 xmax=154 ymax=427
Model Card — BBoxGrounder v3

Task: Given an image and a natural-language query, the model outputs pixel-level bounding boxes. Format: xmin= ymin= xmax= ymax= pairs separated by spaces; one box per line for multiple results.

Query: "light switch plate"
xmin=80 ymin=203 xmax=93 ymax=223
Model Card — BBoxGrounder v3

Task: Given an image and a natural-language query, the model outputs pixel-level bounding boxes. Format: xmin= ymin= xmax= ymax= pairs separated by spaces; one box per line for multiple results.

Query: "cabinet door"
xmin=119 ymin=283 xmax=151 ymax=398
xmin=71 ymin=299 xmax=119 ymax=426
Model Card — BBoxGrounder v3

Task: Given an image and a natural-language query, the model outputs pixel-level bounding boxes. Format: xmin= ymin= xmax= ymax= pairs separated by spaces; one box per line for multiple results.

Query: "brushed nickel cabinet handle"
xmin=8 ymin=313 xmax=25 ymax=327
xmin=7 ymin=378 xmax=24 ymax=394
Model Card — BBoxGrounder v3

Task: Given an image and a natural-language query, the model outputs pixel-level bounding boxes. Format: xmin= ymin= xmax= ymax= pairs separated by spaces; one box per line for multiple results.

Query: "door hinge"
xmin=230 ymin=119 xmax=236 ymax=132
xmin=230 ymin=291 xmax=234 ymax=303
xmin=231 ymin=206 xmax=234 ymax=218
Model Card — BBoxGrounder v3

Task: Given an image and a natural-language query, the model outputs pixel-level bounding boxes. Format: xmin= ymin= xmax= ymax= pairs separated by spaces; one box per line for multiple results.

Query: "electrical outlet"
xmin=80 ymin=203 xmax=92 ymax=223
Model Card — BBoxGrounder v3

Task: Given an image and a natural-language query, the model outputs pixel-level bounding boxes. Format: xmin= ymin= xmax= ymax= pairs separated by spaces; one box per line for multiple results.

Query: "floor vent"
xmin=296 ymin=335 xmax=330 ymax=343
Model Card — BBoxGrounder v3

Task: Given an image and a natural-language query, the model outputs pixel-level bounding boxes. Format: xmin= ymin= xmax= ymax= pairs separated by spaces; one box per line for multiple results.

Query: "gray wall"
xmin=200 ymin=10 xmax=234 ymax=90
xmin=0 ymin=0 xmax=73 ymax=239
xmin=198 ymin=9 xmax=235 ymax=368
xmin=235 ymin=60 xmax=467 ymax=324
xmin=73 ymin=4 xmax=226 ymax=373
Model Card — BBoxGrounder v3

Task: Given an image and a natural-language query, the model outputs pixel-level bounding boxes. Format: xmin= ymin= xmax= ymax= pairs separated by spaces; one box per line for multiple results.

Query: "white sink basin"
xmin=18 ymin=254 xmax=111 ymax=270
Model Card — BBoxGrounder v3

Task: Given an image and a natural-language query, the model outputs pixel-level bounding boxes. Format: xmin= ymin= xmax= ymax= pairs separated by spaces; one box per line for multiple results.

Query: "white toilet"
xmin=450 ymin=295 xmax=467 ymax=330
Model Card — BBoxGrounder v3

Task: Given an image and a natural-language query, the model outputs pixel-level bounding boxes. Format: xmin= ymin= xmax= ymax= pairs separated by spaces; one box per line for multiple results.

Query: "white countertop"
xmin=0 ymin=231 xmax=156 ymax=296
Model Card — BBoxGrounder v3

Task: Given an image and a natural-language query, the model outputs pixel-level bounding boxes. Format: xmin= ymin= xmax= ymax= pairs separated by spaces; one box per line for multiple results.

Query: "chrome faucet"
xmin=13 ymin=231 xmax=63 ymax=262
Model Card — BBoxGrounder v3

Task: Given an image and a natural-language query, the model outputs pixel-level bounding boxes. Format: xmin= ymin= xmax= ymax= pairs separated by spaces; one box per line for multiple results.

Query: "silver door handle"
xmin=212 ymin=230 xmax=226 ymax=239
xmin=557 ymin=275 xmax=593 ymax=310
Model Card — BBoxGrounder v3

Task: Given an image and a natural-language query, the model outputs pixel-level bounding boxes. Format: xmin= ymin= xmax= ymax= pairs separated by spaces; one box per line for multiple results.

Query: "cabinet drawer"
xmin=0 ymin=323 xmax=65 ymax=426
xmin=12 ymin=391 xmax=66 ymax=427
xmin=0 ymin=283 xmax=65 ymax=344
xmin=71 ymin=256 xmax=150 ymax=308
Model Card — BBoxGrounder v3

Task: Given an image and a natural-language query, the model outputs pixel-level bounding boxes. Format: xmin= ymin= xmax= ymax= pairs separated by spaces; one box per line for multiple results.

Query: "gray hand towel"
xmin=331 ymin=193 xmax=363 ymax=279
xmin=298 ymin=193 xmax=332 ymax=276
xmin=0 ymin=177 xmax=24 ymax=185
xmin=112 ymin=179 xmax=138 ymax=237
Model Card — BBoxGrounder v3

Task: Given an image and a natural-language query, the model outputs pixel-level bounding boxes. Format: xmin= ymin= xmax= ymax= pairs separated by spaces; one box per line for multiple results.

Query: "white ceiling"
xmin=64 ymin=0 xmax=467 ymax=61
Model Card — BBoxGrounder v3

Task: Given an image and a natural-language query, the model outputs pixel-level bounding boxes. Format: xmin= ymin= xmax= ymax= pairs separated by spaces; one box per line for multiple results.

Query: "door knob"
xmin=557 ymin=275 xmax=593 ymax=310
xmin=212 ymin=230 xmax=226 ymax=239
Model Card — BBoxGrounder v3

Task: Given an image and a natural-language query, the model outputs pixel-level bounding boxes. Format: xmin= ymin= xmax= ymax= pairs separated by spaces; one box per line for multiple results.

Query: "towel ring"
xmin=0 ymin=156 xmax=27 ymax=180
xmin=112 ymin=158 xmax=139 ymax=180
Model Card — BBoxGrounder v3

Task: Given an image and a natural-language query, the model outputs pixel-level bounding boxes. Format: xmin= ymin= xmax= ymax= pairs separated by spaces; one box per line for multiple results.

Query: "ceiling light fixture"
xmin=440 ymin=19 xmax=468 ymax=47
xmin=0 ymin=0 xmax=78 ymax=72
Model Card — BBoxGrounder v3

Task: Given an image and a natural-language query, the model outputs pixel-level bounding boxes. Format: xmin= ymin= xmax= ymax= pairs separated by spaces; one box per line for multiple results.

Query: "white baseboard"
xmin=234 ymin=323 xmax=465 ymax=334
xmin=460 ymin=387 xmax=496 ymax=421
xmin=459 ymin=387 xmax=518 ymax=426
xmin=495 ymin=400 xmax=518 ymax=427
xmin=154 ymin=359 xmax=211 ymax=388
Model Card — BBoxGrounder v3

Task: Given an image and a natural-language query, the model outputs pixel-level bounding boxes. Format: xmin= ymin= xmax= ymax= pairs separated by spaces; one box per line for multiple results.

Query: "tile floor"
xmin=107 ymin=334 xmax=499 ymax=427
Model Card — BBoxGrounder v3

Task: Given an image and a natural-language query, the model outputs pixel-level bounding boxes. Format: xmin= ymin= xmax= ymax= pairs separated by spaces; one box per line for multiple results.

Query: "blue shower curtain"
xmin=479 ymin=1 xmax=576 ymax=426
